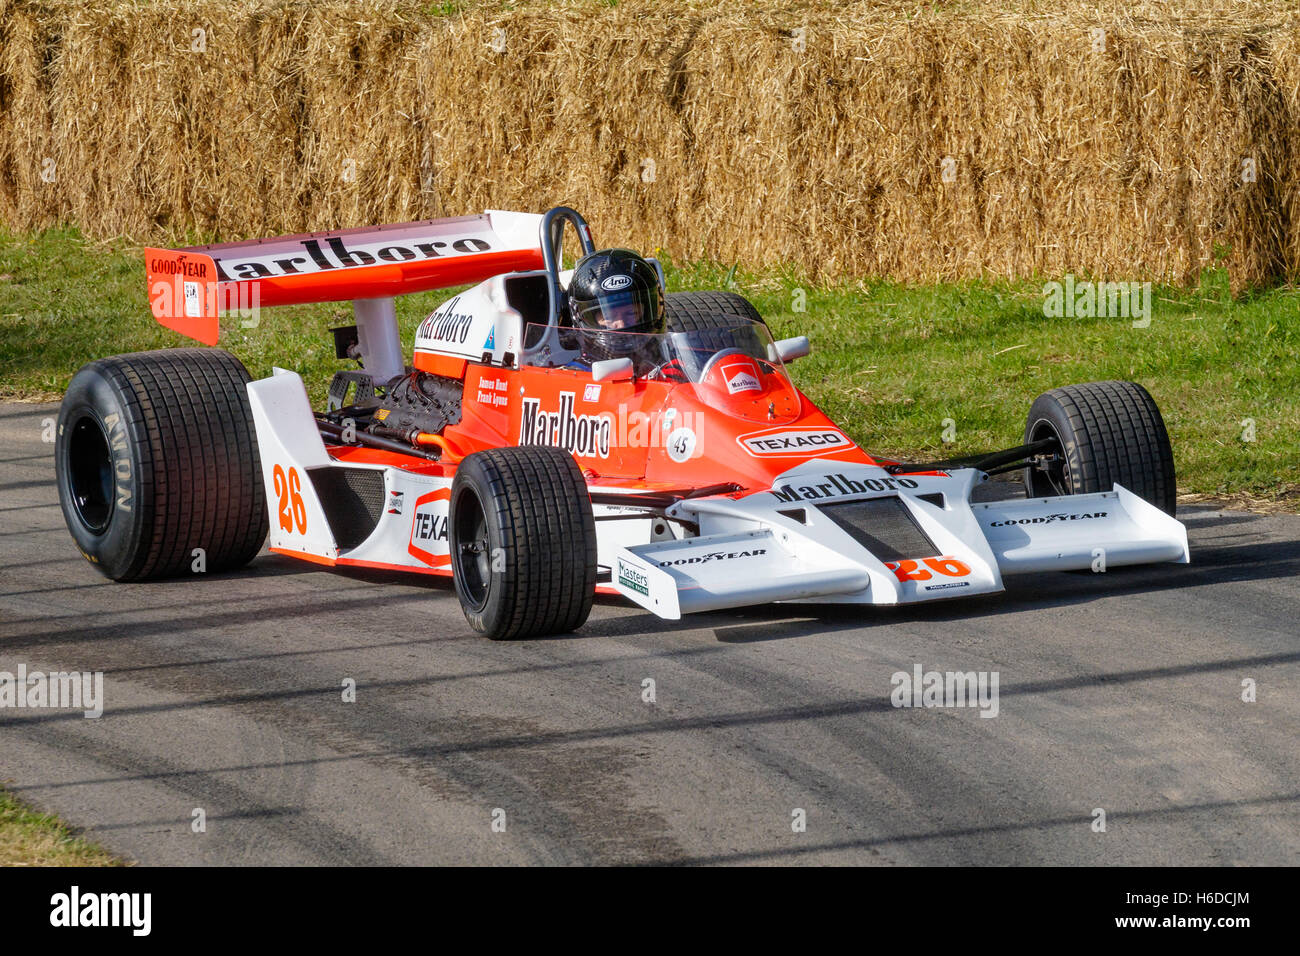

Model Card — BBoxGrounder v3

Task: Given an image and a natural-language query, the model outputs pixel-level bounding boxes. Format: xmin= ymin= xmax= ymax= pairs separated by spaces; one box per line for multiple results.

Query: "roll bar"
xmin=540 ymin=206 xmax=596 ymax=325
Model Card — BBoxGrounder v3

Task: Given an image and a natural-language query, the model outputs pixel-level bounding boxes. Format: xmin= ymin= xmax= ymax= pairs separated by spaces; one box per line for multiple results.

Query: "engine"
xmin=370 ymin=371 xmax=463 ymax=444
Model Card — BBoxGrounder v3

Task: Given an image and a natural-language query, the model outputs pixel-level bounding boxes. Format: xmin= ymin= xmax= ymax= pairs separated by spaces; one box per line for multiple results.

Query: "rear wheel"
xmin=664 ymin=291 xmax=766 ymax=333
xmin=1024 ymin=381 xmax=1177 ymax=516
xmin=449 ymin=446 xmax=596 ymax=639
xmin=55 ymin=348 xmax=269 ymax=580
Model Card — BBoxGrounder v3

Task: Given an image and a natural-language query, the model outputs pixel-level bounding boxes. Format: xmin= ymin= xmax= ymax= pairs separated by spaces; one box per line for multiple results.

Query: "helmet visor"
xmin=572 ymin=287 xmax=659 ymax=332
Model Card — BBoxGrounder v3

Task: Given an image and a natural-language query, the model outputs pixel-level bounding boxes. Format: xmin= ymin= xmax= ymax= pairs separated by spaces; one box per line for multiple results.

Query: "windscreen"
xmin=522 ymin=316 xmax=800 ymax=422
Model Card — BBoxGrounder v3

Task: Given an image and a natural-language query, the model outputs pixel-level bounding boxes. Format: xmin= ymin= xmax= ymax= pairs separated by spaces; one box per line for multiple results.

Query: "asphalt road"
xmin=1 ymin=401 xmax=1297 ymax=865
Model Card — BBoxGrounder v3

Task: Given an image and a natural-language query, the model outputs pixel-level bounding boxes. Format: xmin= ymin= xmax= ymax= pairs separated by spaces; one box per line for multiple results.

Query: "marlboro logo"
xmin=416 ymin=295 xmax=475 ymax=344
xmin=209 ymin=232 xmax=496 ymax=282
xmin=722 ymin=359 xmax=762 ymax=394
xmin=519 ymin=392 xmax=612 ymax=458
xmin=769 ymin=472 xmax=919 ymax=501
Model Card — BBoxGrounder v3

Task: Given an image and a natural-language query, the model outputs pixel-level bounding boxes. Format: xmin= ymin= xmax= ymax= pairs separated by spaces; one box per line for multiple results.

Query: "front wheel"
xmin=1023 ymin=380 xmax=1177 ymax=516
xmin=449 ymin=447 xmax=597 ymax=639
xmin=663 ymin=291 xmax=766 ymax=332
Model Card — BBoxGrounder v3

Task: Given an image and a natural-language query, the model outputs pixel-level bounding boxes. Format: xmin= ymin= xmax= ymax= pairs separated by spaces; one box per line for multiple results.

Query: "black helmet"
xmin=566 ymin=248 xmax=664 ymax=362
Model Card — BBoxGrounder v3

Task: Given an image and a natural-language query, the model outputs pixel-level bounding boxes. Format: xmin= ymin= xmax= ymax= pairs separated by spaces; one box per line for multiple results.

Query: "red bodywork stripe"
xmin=270 ymin=547 xmax=337 ymax=566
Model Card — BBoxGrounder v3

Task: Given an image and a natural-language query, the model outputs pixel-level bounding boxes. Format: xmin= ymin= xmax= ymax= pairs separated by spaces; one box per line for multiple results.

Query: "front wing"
xmin=611 ymin=460 xmax=1189 ymax=619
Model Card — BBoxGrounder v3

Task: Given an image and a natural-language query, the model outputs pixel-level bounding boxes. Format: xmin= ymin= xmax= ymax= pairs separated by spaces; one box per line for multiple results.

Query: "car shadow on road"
xmin=588 ymin=529 xmax=1300 ymax=644
xmin=646 ymin=791 xmax=1300 ymax=866
xmin=8 ymin=511 xmax=1295 ymax=649
xmin=13 ymin=647 xmax=1300 ymax=767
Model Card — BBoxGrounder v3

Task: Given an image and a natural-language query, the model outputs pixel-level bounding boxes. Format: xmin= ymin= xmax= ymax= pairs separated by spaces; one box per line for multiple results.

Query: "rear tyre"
xmin=449 ymin=446 xmax=597 ymax=640
xmin=55 ymin=348 xmax=269 ymax=580
xmin=664 ymin=291 xmax=766 ymax=333
xmin=1023 ymin=381 xmax=1177 ymax=516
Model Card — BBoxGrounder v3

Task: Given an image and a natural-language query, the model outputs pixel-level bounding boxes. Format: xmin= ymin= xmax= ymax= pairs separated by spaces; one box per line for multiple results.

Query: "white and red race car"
xmin=54 ymin=207 xmax=1188 ymax=638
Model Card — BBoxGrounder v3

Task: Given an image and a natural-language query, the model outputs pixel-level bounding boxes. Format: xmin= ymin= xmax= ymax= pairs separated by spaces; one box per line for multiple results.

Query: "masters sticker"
xmin=617 ymin=558 xmax=650 ymax=596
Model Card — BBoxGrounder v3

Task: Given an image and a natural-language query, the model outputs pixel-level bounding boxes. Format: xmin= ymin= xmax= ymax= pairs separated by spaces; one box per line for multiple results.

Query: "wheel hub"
xmin=67 ymin=415 xmax=114 ymax=534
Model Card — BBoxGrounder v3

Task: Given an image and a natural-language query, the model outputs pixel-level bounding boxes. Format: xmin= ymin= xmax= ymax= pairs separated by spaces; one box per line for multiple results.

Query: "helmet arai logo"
xmin=601 ymin=274 xmax=633 ymax=291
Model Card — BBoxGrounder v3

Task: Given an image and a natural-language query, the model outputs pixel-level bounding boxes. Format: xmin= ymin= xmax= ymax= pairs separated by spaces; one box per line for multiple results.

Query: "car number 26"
xmin=273 ymin=464 xmax=307 ymax=534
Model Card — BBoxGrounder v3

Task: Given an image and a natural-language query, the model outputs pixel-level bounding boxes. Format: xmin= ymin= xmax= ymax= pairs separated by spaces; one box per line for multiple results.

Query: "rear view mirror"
xmin=592 ymin=357 xmax=634 ymax=382
xmin=768 ymin=336 xmax=811 ymax=364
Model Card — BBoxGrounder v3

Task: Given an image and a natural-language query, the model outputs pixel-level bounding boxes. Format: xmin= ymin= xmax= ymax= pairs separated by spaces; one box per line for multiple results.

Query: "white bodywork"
xmin=610 ymin=459 xmax=1188 ymax=619
xmin=248 ymin=370 xmax=455 ymax=569
xmin=412 ymin=273 xmax=530 ymax=368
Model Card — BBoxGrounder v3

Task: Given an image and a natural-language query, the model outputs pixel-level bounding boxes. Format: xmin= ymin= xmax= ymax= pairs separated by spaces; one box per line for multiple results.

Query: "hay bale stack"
xmin=0 ymin=0 xmax=1297 ymax=289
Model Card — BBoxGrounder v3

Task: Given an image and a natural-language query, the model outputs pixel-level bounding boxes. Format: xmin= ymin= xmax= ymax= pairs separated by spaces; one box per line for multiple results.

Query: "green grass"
xmin=2 ymin=227 xmax=1298 ymax=504
xmin=0 ymin=785 xmax=121 ymax=866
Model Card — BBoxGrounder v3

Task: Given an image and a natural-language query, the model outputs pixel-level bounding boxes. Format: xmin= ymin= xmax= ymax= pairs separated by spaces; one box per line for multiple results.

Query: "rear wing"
xmin=145 ymin=210 xmax=545 ymax=346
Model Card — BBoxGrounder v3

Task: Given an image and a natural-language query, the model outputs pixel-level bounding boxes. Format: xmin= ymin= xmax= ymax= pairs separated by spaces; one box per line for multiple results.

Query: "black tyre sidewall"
xmin=1024 ymin=396 xmax=1081 ymax=498
xmin=449 ymin=457 xmax=509 ymax=637
xmin=664 ymin=291 xmax=767 ymax=330
xmin=55 ymin=365 xmax=149 ymax=579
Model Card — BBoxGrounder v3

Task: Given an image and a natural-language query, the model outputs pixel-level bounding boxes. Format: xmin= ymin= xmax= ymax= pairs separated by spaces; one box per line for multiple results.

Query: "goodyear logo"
xmin=988 ymin=511 xmax=1108 ymax=528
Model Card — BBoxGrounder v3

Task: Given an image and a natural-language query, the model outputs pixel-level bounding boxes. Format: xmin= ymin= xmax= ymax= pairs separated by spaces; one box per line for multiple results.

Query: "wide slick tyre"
xmin=449 ymin=446 xmax=597 ymax=640
xmin=1023 ymin=380 xmax=1177 ymax=516
xmin=664 ymin=290 xmax=766 ymax=334
xmin=55 ymin=348 xmax=269 ymax=580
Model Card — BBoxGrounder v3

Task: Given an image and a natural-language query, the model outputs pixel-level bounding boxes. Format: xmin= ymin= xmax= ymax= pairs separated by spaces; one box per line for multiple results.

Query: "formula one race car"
xmin=55 ymin=207 xmax=1188 ymax=638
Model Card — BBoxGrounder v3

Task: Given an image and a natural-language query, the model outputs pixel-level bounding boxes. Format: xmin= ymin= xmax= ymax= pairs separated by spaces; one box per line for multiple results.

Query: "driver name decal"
xmin=739 ymin=427 xmax=856 ymax=457
xmin=519 ymin=392 xmax=612 ymax=458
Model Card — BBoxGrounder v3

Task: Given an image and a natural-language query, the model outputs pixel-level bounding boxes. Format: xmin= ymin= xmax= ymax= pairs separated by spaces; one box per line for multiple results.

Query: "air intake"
xmin=308 ymin=467 xmax=386 ymax=550
xmin=817 ymin=496 xmax=937 ymax=562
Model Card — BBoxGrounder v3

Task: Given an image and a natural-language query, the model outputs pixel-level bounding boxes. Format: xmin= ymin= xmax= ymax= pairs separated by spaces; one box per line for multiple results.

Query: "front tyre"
xmin=1023 ymin=380 xmax=1177 ymax=516
xmin=55 ymin=348 xmax=269 ymax=580
xmin=449 ymin=447 xmax=597 ymax=640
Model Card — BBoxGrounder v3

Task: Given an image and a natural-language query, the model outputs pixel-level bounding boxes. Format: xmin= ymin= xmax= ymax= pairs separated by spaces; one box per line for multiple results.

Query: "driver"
xmin=564 ymin=248 xmax=668 ymax=375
